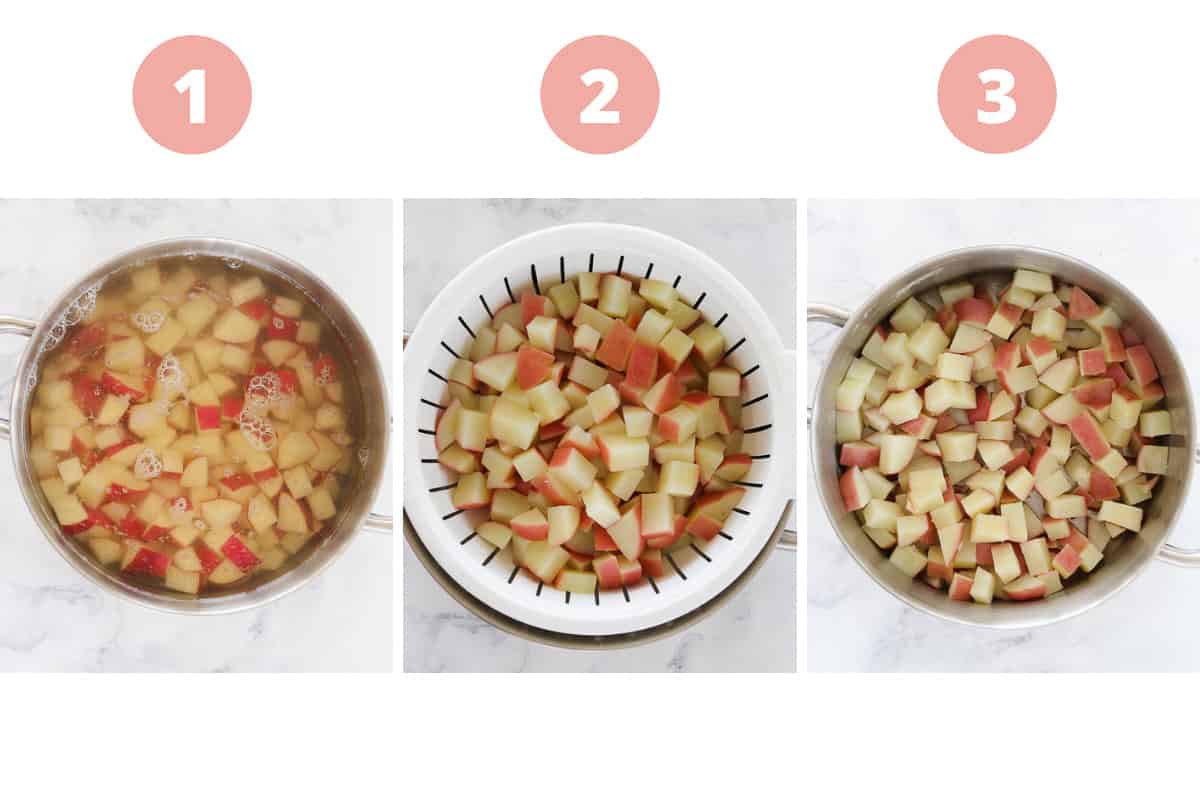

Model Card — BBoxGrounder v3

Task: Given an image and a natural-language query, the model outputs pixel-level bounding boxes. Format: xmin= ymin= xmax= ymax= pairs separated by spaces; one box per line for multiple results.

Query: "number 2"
xmin=977 ymin=68 xmax=1016 ymax=125
xmin=174 ymin=68 xmax=207 ymax=125
xmin=579 ymin=68 xmax=619 ymax=125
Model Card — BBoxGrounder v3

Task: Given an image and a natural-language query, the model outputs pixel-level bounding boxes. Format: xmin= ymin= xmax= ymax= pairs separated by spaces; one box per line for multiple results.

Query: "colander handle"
xmin=1156 ymin=449 xmax=1200 ymax=566
xmin=0 ymin=315 xmax=36 ymax=441
xmin=806 ymin=304 xmax=851 ymax=425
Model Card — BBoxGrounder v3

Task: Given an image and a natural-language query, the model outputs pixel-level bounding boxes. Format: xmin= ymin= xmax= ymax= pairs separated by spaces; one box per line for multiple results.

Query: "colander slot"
xmin=664 ymin=553 xmax=687 ymax=580
xmin=643 ymin=262 xmax=654 ymax=279
xmin=481 ymin=547 xmax=500 ymax=566
xmin=690 ymin=543 xmax=712 ymax=562
xmin=507 ymin=565 xmax=520 ymax=583
xmin=535 ymin=581 xmax=544 ymax=596
xmin=692 ymin=291 xmax=706 ymax=309
xmin=427 ymin=368 xmax=448 ymax=383
xmin=442 ymin=509 xmax=464 ymax=521
xmin=588 ymin=253 xmax=595 ymax=271
xmin=421 ymin=398 xmax=446 ymax=410
xmin=646 ymin=575 xmax=660 ymax=594
xmin=459 ymin=315 xmax=476 ymax=337
xmin=429 ymin=482 xmax=457 ymax=493
xmin=714 ymin=312 xmax=728 ymax=327
xmin=723 ymin=337 xmax=746 ymax=359
xmin=615 ymin=255 xmax=624 ymax=275
xmin=742 ymin=393 xmax=768 ymax=408
xmin=440 ymin=341 xmax=461 ymax=359
xmin=564 ymin=592 xmax=570 ymax=604
xmin=743 ymin=423 xmax=772 ymax=434
xmin=732 ymin=507 xmax=750 ymax=516
xmin=559 ymin=256 xmax=566 ymax=282
xmin=717 ymin=531 xmax=733 ymax=541
xmin=476 ymin=297 xmax=492 ymax=320
xmin=460 ymin=531 xmax=477 ymax=545
xmin=740 ymin=364 xmax=760 ymax=379
xmin=733 ymin=480 xmax=764 ymax=488
xmin=421 ymin=458 xmax=438 ymax=464
xmin=530 ymin=263 xmax=541 ymax=295
xmin=621 ymin=585 xmax=630 ymax=602
xmin=503 ymin=276 xmax=516 ymax=303
xmin=418 ymin=428 xmax=435 ymax=436
xmin=671 ymin=275 xmax=680 ymax=288
xmin=750 ymin=453 xmax=770 ymax=460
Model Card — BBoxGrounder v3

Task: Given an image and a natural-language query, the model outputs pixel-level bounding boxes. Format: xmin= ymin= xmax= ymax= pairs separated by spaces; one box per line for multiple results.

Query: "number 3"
xmin=174 ymin=68 xmax=207 ymax=125
xmin=579 ymin=68 xmax=619 ymax=125
xmin=977 ymin=68 xmax=1016 ymax=125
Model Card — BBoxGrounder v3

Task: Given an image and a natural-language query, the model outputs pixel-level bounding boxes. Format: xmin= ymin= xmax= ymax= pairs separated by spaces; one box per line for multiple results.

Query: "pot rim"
xmin=811 ymin=243 xmax=1196 ymax=629
xmin=7 ymin=235 xmax=391 ymax=615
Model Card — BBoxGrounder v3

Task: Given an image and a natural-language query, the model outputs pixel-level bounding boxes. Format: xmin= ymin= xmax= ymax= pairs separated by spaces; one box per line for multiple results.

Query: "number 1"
xmin=174 ymin=68 xmax=207 ymax=125
xmin=579 ymin=68 xmax=619 ymax=124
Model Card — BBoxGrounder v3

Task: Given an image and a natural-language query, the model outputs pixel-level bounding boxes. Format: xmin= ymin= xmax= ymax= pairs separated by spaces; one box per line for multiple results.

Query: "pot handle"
xmin=0 ymin=315 xmax=37 ymax=441
xmin=363 ymin=512 xmax=393 ymax=533
xmin=1155 ymin=449 xmax=1200 ymax=566
xmin=806 ymin=304 xmax=851 ymax=426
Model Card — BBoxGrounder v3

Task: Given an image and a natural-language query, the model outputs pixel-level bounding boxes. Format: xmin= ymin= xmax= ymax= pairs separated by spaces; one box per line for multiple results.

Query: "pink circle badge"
xmin=541 ymin=35 xmax=659 ymax=155
xmin=133 ymin=36 xmax=252 ymax=154
xmin=938 ymin=35 xmax=1055 ymax=154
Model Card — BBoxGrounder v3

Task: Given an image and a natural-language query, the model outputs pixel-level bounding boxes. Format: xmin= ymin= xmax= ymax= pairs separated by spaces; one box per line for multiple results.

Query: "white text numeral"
xmin=977 ymin=68 xmax=1016 ymax=125
xmin=579 ymin=68 xmax=620 ymax=124
xmin=174 ymin=68 xmax=207 ymax=125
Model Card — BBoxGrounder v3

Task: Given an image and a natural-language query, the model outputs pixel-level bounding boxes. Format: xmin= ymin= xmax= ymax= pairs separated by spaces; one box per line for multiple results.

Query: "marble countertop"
xmin=808 ymin=199 xmax=1200 ymax=671
xmin=0 ymin=199 xmax=393 ymax=672
xmin=403 ymin=199 xmax=796 ymax=672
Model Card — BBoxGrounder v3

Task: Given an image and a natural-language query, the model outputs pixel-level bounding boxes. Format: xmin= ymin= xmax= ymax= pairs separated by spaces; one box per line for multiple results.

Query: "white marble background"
xmin=404 ymin=199 xmax=796 ymax=672
xmin=0 ymin=199 xmax=393 ymax=672
xmin=808 ymin=199 xmax=1200 ymax=672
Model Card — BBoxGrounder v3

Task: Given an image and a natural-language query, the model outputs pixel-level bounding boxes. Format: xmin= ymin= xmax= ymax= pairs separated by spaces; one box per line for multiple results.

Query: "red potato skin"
xmin=520 ymin=292 xmax=551 ymax=327
xmin=221 ymin=536 xmax=262 ymax=571
xmin=101 ymin=371 xmax=147 ymax=400
xmin=1100 ymin=327 xmax=1127 ymax=362
xmin=995 ymin=341 xmax=1020 ymax=372
xmin=975 ymin=543 xmax=994 ymax=566
xmin=194 ymin=405 xmax=221 ymax=431
xmin=1073 ymin=378 xmax=1114 ymax=409
xmin=595 ymin=320 xmax=636 ymax=371
xmin=948 ymin=573 xmax=974 ymax=601
xmin=1106 ymin=364 xmax=1131 ymax=388
xmin=516 ymin=345 xmax=555 ymax=390
xmin=624 ymin=340 xmax=658 ymax=389
xmin=1005 ymin=578 xmax=1048 ymax=601
xmin=124 ymin=547 xmax=170 ymax=578
xmin=953 ymin=297 xmax=993 ymax=327
xmin=1078 ymin=348 xmax=1107 ymax=377
xmin=839 ymin=442 xmax=880 ymax=469
xmin=839 ymin=467 xmax=869 ymax=513
xmin=1090 ymin=469 xmax=1120 ymax=502
xmin=592 ymin=530 xmax=619 ymax=552
xmin=1125 ymin=345 xmax=1159 ymax=388
xmin=1002 ymin=448 xmax=1030 ymax=475
xmin=1068 ymin=287 xmax=1101 ymax=320
xmin=1068 ymin=412 xmax=1111 ymax=461
xmin=639 ymin=551 xmax=666 ymax=579
xmin=685 ymin=512 xmax=722 ymax=541
xmin=1053 ymin=545 xmax=1082 ymax=578
xmin=592 ymin=554 xmax=622 ymax=589
xmin=967 ymin=386 xmax=991 ymax=423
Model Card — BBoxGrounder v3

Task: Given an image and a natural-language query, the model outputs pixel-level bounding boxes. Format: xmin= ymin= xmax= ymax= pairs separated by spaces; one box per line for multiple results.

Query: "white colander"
xmin=403 ymin=222 xmax=795 ymax=643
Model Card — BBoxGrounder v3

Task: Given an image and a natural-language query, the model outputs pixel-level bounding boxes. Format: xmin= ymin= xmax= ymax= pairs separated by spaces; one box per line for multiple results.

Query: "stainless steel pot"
xmin=0 ymin=237 xmax=392 ymax=614
xmin=810 ymin=245 xmax=1198 ymax=628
